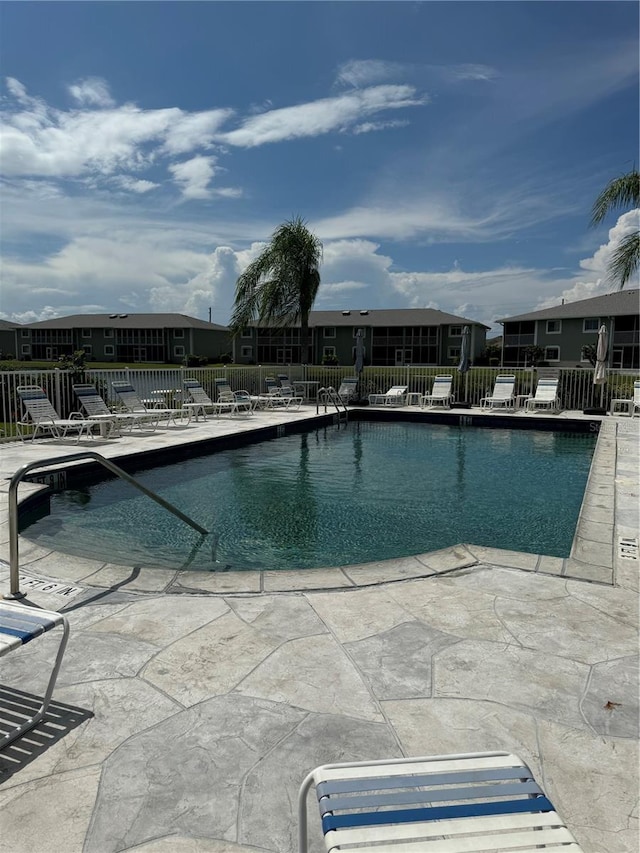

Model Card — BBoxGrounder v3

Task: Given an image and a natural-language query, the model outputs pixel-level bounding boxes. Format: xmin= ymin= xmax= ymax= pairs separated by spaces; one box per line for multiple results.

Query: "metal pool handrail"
xmin=316 ymin=386 xmax=348 ymax=420
xmin=4 ymin=451 xmax=209 ymax=600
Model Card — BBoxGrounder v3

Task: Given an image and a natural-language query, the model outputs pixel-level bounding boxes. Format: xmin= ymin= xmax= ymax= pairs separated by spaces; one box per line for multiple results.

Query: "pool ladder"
xmin=4 ymin=451 xmax=209 ymax=600
xmin=316 ymin=386 xmax=349 ymax=423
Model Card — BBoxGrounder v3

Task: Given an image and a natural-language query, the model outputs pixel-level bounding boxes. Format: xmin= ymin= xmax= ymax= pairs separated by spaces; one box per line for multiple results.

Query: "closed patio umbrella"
xmin=457 ymin=325 xmax=471 ymax=403
xmin=593 ymin=324 xmax=608 ymax=385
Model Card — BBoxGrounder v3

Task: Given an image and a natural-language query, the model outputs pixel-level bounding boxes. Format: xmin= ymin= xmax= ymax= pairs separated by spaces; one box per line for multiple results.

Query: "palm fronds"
xmin=608 ymin=230 xmax=640 ymax=290
xmin=590 ymin=169 xmax=639 ymax=225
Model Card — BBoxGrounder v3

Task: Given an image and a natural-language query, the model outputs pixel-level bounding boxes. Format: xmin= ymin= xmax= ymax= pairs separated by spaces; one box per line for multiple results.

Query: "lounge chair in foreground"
xmin=16 ymin=385 xmax=99 ymax=442
xmin=1 ymin=601 xmax=70 ymax=748
xmin=368 ymin=385 xmax=408 ymax=407
xmin=112 ymin=381 xmax=190 ymax=426
xmin=73 ymin=383 xmax=144 ymax=436
xmin=421 ymin=375 xmax=454 ymax=409
xmin=480 ymin=375 xmax=516 ymax=411
xmin=298 ymin=750 xmax=585 ymax=852
xmin=524 ymin=377 xmax=561 ymax=413
xmin=610 ymin=379 xmax=640 ymax=417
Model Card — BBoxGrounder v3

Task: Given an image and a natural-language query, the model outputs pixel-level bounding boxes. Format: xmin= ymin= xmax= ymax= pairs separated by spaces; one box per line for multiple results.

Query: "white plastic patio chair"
xmin=368 ymin=385 xmax=408 ymax=407
xmin=16 ymin=385 xmax=99 ymax=442
xmin=337 ymin=377 xmax=358 ymax=402
xmin=524 ymin=378 xmax=561 ymax=413
xmin=480 ymin=375 xmax=516 ymax=411
xmin=421 ymin=375 xmax=454 ymax=409
xmin=214 ymin=379 xmax=253 ymax=415
xmin=182 ymin=379 xmax=235 ymax=420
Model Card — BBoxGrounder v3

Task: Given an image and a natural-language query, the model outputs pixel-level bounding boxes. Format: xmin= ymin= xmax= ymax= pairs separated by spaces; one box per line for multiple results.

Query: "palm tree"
xmin=230 ymin=217 xmax=323 ymax=364
xmin=590 ymin=169 xmax=639 ymax=289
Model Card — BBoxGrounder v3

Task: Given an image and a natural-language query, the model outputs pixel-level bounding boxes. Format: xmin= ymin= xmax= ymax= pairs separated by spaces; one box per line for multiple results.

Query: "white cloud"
xmin=114 ymin=176 xmax=159 ymax=193
xmin=162 ymin=109 xmax=233 ymax=155
xmin=335 ymin=59 xmax=408 ymax=88
xmin=220 ymin=86 xmax=426 ymax=147
xmin=351 ymin=119 xmax=409 ymax=135
xmin=68 ymin=77 xmax=115 ymax=108
xmin=168 ymin=155 xmax=219 ymax=199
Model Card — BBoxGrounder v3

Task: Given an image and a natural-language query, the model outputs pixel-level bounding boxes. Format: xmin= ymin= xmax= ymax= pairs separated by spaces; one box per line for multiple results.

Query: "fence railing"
xmin=1 ymin=365 xmax=637 ymax=440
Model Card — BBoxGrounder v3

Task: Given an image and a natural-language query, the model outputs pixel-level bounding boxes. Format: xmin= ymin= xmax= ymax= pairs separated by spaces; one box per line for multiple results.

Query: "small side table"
xmin=515 ymin=394 xmax=530 ymax=411
xmin=406 ymin=392 xmax=422 ymax=406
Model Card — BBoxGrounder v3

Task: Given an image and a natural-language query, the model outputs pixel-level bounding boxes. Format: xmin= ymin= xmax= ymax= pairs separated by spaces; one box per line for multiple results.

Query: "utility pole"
xmin=208 ymin=307 xmax=212 ymax=323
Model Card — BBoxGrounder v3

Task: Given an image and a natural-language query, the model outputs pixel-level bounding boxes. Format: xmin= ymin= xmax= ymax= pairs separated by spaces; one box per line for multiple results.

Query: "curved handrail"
xmin=316 ymin=386 xmax=348 ymax=418
xmin=5 ymin=451 xmax=208 ymax=600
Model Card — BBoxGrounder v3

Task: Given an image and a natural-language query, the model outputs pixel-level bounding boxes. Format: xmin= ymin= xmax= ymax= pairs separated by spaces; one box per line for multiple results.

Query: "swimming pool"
xmin=22 ymin=422 xmax=596 ymax=571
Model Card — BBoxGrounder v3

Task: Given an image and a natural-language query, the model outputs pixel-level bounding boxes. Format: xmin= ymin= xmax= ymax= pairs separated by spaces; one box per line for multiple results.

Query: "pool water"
xmin=22 ymin=422 xmax=596 ymax=571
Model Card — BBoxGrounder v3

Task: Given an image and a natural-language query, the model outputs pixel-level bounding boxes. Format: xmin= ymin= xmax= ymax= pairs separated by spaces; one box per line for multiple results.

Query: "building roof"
xmin=498 ymin=289 xmax=640 ymax=323
xmin=0 ymin=319 xmax=21 ymax=331
xmin=21 ymin=313 xmax=228 ymax=332
xmin=251 ymin=308 xmax=489 ymax=329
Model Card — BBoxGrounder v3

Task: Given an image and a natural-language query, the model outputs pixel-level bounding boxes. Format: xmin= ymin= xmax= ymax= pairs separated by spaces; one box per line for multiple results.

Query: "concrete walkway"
xmin=0 ymin=406 xmax=638 ymax=853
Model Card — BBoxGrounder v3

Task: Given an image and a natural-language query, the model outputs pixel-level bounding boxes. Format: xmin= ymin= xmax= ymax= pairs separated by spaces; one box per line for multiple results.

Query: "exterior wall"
xmin=0 ymin=329 xmax=18 ymax=358
xmin=503 ymin=313 xmax=639 ymax=368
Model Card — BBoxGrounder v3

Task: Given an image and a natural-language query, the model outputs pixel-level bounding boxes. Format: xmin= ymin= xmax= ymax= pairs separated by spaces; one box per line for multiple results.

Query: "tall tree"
xmin=230 ymin=217 xmax=323 ymax=364
xmin=590 ymin=169 xmax=639 ymax=289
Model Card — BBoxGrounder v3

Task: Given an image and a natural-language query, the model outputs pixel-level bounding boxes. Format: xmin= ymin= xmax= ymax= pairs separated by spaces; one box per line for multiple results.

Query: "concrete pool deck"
xmin=0 ymin=405 xmax=638 ymax=852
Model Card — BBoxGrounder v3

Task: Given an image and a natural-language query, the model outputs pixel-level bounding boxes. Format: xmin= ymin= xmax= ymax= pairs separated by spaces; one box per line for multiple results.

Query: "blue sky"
xmin=1 ymin=1 xmax=638 ymax=335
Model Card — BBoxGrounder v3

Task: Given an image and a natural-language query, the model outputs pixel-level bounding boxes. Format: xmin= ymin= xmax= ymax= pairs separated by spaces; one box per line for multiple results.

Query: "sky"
xmin=0 ymin=1 xmax=638 ymax=336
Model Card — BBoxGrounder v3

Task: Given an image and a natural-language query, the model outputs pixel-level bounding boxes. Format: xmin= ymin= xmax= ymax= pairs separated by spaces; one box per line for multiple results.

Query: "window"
xmin=21 ymin=344 xmax=31 ymax=354
xmin=545 ymin=346 xmax=560 ymax=361
xmin=174 ymin=345 xmax=185 ymax=357
xmin=546 ymin=320 xmax=561 ymax=334
xmin=241 ymin=345 xmax=253 ymax=358
xmin=174 ymin=329 xmax=184 ymax=338
xmin=82 ymin=344 xmax=92 ymax=355
xmin=21 ymin=329 xmax=30 ymax=338
xmin=81 ymin=328 xmax=92 ymax=339
xmin=583 ymin=318 xmax=599 ymax=333
xmin=104 ymin=345 xmax=115 ymax=356
xmin=324 ymin=327 xmax=336 ymax=338
xmin=323 ymin=346 xmax=337 ymax=357
xmin=448 ymin=346 xmax=461 ymax=360
xmin=104 ymin=328 xmax=114 ymax=338
xmin=580 ymin=346 xmax=592 ymax=363
xmin=241 ymin=328 xmax=252 ymax=338
xmin=449 ymin=325 xmax=463 ymax=337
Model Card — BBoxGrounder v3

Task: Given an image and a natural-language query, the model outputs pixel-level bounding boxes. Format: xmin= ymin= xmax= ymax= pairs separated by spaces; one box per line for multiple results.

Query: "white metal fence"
xmin=1 ymin=365 xmax=637 ymax=440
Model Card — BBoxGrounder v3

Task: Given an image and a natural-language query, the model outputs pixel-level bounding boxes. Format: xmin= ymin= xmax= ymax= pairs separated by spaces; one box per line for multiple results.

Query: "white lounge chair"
xmin=1 ymin=602 xmax=70 ymax=748
xmin=337 ymin=377 xmax=358 ymax=402
xmin=182 ymin=379 xmax=235 ymax=420
xmin=73 ymin=383 xmax=144 ymax=435
xmin=299 ymin=751 xmax=585 ymax=852
xmin=258 ymin=377 xmax=302 ymax=409
xmin=112 ymin=381 xmax=190 ymax=426
xmin=610 ymin=380 xmax=640 ymax=417
xmin=524 ymin=378 xmax=561 ymax=413
xmin=421 ymin=375 xmax=454 ymax=409
xmin=16 ymin=385 xmax=99 ymax=442
xmin=214 ymin=379 xmax=253 ymax=414
xmin=480 ymin=375 xmax=516 ymax=411
xmin=368 ymin=385 xmax=408 ymax=407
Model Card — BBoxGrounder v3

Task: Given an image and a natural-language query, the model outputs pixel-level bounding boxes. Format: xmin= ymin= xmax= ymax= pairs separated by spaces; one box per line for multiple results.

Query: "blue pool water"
xmin=23 ymin=422 xmax=596 ymax=571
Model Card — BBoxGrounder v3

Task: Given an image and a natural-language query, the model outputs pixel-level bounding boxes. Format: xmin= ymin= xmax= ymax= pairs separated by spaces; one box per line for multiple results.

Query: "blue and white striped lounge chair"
xmin=0 ymin=602 xmax=70 ymax=749
xmin=214 ymin=379 xmax=253 ymax=414
xmin=524 ymin=378 xmax=561 ymax=413
xmin=16 ymin=385 xmax=99 ymax=442
xmin=368 ymin=385 xmax=408 ymax=407
xmin=259 ymin=377 xmax=302 ymax=409
xmin=421 ymin=375 xmax=454 ymax=409
xmin=480 ymin=375 xmax=516 ymax=411
xmin=298 ymin=751 xmax=584 ymax=852
xmin=182 ymin=378 xmax=237 ymax=419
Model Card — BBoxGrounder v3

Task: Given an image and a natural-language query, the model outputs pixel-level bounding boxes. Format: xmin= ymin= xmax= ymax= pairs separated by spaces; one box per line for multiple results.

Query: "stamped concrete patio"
xmin=0 ymin=406 xmax=638 ymax=853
